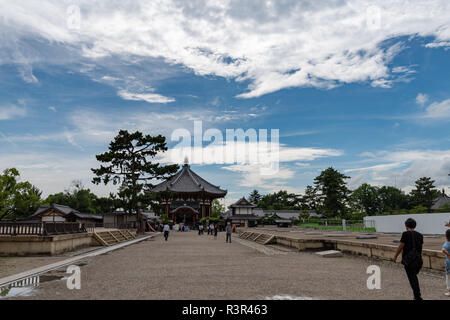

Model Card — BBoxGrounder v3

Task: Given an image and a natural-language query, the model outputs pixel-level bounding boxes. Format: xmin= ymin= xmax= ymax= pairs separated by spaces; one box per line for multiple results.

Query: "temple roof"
xmin=150 ymin=164 xmax=227 ymax=196
xmin=431 ymin=189 xmax=450 ymax=210
xmin=229 ymin=197 xmax=257 ymax=208
xmin=32 ymin=204 xmax=102 ymax=220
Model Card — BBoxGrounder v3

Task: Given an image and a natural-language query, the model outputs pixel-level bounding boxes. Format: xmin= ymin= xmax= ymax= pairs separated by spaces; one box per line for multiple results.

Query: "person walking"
xmin=214 ymin=223 xmax=218 ymax=239
xmin=209 ymin=223 xmax=214 ymax=236
xmin=163 ymin=223 xmax=170 ymax=241
xmin=393 ymin=218 xmax=424 ymax=300
xmin=442 ymin=229 xmax=450 ymax=297
xmin=225 ymin=222 xmax=232 ymax=243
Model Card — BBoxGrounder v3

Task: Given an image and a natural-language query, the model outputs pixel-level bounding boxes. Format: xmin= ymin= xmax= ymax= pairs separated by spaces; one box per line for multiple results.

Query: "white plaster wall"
xmin=364 ymin=212 xmax=450 ymax=234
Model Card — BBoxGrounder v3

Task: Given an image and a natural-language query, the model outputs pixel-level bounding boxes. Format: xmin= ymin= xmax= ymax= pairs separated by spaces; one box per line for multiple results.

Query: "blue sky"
xmin=0 ymin=1 xmax=449 ymax=205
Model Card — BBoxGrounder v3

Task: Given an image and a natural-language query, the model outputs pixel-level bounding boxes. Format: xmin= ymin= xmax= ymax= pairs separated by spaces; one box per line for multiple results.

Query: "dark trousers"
xmin=226 ymin=233 xmax=232 ymax=243
xmin=404 ymin=263 xmax=422 ymax=300
xmin=164 ymin=231 xmax=169 ymax=241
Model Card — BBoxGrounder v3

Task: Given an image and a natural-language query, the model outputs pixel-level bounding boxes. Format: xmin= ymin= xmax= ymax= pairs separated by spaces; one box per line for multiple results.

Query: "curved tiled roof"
xmin=431 ymin=190 xmax=450 ymax=210
xmin=150 ymin=164 xmax=227 ymax=196
xmin=229 ymin=197 xmax=257 ymax=208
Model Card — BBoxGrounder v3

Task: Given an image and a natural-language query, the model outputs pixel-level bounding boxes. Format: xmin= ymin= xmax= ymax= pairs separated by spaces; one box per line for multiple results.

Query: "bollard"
xmin=342 ymin=219 xmax=346 ymax=231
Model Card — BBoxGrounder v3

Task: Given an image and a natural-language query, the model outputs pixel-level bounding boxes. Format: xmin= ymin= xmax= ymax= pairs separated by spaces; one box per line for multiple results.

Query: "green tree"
xmin=93 ymin=196 xmax=117 ymax=214
xmin=350 ymin=183 xmax=380 ymax=216
xmin=313 ymin=167 xmax=350 ymax=217
xmin=409 ymin=177 xmax=438 ymax=211
xmin=378 ymin=186 xmax=410 ymax=213
xmin=211 ymin=199 xmax=225 ymax=218
xmin=248 ymin=189 xmax=262 ymax=205
xmin=258 ymin=190 xmax=301 ymax=210
xmin=44 ymin=180 xmax=99 ymax=214
xmin=0 ymin=168 xmax=42 ymax=220
xmin=91 ymin=130 xmax=179 ymax=215
xmin=301 ymin=185 xmax=318 ymax=211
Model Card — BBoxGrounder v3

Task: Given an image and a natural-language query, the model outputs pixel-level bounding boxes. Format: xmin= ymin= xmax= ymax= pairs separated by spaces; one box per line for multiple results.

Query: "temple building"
xmin=149 ymin=163 xmax=227 ymax=225
xmin=31 ymin=204 xmax=103 ymax=224
xmin=221 ymin=197 xmax=262 ymax=227
xmin=431 ymin=189 xmax=450 ymax=210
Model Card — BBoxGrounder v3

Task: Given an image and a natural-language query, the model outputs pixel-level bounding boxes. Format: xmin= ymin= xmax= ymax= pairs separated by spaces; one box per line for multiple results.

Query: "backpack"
xmin=402 ymin=231 xmax=422 ymax=269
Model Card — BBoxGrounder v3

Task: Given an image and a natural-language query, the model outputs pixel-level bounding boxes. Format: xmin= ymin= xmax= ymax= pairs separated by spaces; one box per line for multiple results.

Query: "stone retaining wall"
xmin=237 ymin=230 xmax=446 ymax=272
xmin=0 ymin=233 xmax=95 ymax=256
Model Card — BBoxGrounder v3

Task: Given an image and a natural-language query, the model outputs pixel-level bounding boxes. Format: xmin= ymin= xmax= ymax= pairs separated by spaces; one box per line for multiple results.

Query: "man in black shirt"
xmin=393 ymin=218 xmax=424 ymax=300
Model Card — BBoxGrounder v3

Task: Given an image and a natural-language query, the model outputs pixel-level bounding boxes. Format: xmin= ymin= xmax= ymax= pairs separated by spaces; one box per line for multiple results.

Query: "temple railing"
xmin=0 ymin=222 xmax=87 ymax=236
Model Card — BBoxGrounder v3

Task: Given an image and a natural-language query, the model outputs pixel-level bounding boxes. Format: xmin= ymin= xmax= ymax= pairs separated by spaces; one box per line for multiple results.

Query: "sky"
xmin=0 ymin=0 xmax=449 ymax=206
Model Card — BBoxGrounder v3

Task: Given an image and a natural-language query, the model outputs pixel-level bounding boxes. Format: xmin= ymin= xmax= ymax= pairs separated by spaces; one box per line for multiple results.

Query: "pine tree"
xmin=313 ymin=167 xmax=350 ymax=217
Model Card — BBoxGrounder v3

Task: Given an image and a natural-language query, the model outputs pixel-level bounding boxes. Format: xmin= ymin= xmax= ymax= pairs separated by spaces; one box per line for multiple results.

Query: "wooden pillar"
xmin=202 ymin=204 xmax=205 ymax=218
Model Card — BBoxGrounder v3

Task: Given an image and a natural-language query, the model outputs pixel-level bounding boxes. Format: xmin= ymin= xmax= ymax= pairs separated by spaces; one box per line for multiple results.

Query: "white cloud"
xmin=359 ymin=151 xmax=376 ymax=158
xmin=415 ymin=93 xmax=429 ymax=106
xmin=222 ymin=163 xmax=295 ymax=189
xmin=0 ymin=152 xmax=108 ymax=198
xmin=347 ymin=149 xmax=450 ymax=192
xmin=1 ymin=1 xmax=450 ymax=97
xmin=344 ymin=162 xmax=406 ymax=173
xmin=117 ymin=89 xmax=175 ymax=104
xmin=425 ymin=41 xmax=450 ymax=49
xmin=0 ymin=105 xmax=27 ymax=120
xmin=423 ymin=99 xmax=450 ymax=119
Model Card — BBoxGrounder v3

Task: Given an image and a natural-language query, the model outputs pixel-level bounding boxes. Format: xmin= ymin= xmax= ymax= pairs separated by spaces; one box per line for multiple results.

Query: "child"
xmin=443 ymin=229 xmax=450 ymax=296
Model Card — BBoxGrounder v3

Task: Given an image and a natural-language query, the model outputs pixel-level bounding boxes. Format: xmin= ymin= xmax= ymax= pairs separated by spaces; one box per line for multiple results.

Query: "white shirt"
xmin=163 ymin=225 xmax=170 ymax=232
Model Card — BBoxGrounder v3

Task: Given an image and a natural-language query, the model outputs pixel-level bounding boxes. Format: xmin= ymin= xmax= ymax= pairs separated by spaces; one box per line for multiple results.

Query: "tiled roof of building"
xmin=229 ymin=197 xmax=257 ymax=208
xmin=32 ymin=204 xmax=102 ymax=220
xmin=150 ymin=164 xmax=227 ymax=196
xmin=263 ymin=210 xmax=300 ymax=220
xmin=431 ymin=189 xmax=450 ymax=210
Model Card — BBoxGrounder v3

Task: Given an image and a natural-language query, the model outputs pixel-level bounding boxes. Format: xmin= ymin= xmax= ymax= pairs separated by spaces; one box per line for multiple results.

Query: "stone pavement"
xmin=7 ymin=231 xmax=450 ymax=300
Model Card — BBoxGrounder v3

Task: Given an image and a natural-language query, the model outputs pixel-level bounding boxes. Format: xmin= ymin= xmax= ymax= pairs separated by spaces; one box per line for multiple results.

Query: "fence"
xmin=0 ymin=222 xmax=86 ymax=236
xmin=83 ymin=222 xmax=136 ymax=232
xmin=298 ymin=218 xmax=376 ymax=232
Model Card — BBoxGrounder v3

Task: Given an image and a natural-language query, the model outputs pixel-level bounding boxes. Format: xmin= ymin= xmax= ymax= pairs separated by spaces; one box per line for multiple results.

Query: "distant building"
xmin=221 ymin=197 xmax=261 ymax=227
xmin=431 ymin=189 xmax=450 ymax=210
xmin=221 ymin=196 xmax=324 ymax=227
xmin=103 ymin=209 xmax=159 ymax=229
xmin=149 ymin=163 xmax=227 ymax=225
xmin=31 ymin=204 xmax=103 ymax=224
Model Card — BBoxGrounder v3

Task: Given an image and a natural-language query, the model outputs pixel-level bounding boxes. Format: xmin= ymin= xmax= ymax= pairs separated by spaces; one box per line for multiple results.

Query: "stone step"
xmin=247 ymin=233 xmax=260 ymax=241
xmin=256 ymin=234 xmax=275 ymax=245
xmin=94 ymin=230 xmax=135 ymax=246
xmin=315 ymin=250 xmax=343 ymax=258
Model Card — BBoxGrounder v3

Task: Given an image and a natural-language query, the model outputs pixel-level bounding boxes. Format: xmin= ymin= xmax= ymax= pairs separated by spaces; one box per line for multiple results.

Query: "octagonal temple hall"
xmin=149 ymin=163 xmax=227 ymax=225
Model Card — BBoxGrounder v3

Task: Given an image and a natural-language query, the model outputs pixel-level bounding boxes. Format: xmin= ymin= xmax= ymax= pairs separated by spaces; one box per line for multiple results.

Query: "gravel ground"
xmin=0 ymin=256 xmax=66 ymax=279
xmin=7 ymin=231 xmax=450 ymax=300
